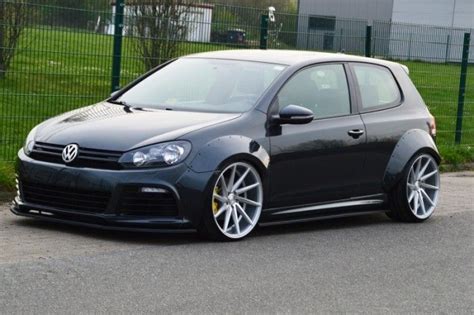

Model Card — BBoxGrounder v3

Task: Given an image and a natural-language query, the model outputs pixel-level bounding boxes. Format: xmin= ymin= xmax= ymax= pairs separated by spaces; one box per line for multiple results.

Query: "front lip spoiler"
xmin=11 ymin=199 xmax=196 ymax=233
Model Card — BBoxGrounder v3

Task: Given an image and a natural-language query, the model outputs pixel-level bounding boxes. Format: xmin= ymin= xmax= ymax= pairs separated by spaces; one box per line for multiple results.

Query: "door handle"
xmin=348 ymin=129 xmax=365 ymax=139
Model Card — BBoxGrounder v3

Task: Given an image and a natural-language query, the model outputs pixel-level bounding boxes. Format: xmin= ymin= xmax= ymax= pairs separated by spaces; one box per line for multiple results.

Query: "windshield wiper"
xmin=108 ymin=100 xmax=175 ymax=112
xmin=108 ymin=99 xmax=132 ymax=107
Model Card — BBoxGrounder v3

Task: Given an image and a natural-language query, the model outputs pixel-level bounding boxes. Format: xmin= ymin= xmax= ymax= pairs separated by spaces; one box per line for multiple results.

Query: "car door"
xmin=268 ymin=63 xmax=367 ymax=208
xmin=348 ymin=63 xmax=405 ymax=196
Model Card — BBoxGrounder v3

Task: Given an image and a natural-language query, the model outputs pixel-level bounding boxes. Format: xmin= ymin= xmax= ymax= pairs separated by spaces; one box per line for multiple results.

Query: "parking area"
xmin=0 ymin=172 xmax=473 ymax=313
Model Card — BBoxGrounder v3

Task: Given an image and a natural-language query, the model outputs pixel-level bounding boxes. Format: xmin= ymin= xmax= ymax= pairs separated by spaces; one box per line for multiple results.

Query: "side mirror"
xmin=273 ymin=105 xmax=314 ymax=125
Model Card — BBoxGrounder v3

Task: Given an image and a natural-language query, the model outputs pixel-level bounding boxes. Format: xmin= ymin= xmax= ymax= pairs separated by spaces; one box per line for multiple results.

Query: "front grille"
xmin=30 ymin=142 xmax=122 ymax=170
xmin=21 ymin=181 xmax=111 ymax=213
xmin=119 ymin=186 xmax=179 ymax=217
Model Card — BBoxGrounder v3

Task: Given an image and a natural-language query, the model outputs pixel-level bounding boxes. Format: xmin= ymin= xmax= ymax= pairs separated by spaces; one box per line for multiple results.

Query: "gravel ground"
xmin=0 ymin=172 xmax=473 ymax=314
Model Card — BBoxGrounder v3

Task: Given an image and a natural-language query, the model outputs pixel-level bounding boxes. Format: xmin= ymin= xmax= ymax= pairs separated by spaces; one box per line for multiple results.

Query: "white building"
xmin=108 ymin=1 xmax=213 ymax=43
xmin=296 ymin=0 xmax=474 ymax=62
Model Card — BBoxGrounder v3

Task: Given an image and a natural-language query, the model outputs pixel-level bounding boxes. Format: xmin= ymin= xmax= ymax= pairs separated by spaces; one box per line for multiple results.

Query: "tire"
xmin=387 ymin=152 xmax=440 ymax=222
xmin=198 ymin=161 xmax=263 ymax=241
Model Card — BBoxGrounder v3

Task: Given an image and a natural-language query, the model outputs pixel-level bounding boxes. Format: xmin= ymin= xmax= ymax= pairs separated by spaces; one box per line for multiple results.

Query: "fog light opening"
xmin=141 ymin=187 xmax=168 ymax=193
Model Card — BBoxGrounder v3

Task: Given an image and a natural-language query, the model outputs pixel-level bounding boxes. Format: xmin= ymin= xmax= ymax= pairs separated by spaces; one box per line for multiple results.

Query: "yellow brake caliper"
xmin=212 ymin=186 xmax=220 ymax=215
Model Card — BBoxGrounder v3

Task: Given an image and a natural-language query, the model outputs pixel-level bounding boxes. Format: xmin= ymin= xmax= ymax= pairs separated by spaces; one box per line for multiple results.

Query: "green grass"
xmin=0 ymin=28 xmax=473 ymax=191
xmin=0 ymin=161 xmax=15 ymax=192
xmin=0 ymin=28 xmax=226 ymax=161
xmin=399 ymin=60 xmax=474 ymax=147
xmin=398 ymin=60 xmax=474 ymax=166
xmin=439 ymin=144 xmax=473 ymax=165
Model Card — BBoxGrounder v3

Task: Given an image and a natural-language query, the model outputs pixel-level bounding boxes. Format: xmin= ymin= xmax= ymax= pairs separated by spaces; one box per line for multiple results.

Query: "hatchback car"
xmin=12 ymin=50 xmax=440 ymax=241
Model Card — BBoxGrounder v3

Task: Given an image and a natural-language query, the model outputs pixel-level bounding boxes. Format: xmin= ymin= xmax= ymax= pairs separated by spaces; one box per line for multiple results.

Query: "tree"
xmin=129 ymin=0 xmax=194 ymax=71
xmin=0 ymin=0 xmax=28 ymax=79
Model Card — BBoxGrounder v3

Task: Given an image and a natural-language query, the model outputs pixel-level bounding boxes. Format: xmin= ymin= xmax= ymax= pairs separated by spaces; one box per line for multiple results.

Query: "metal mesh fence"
xmin=0 ymin=0 xmax=472 ymax=161
xmin=370 ymin=21 xmax=473 ymax=148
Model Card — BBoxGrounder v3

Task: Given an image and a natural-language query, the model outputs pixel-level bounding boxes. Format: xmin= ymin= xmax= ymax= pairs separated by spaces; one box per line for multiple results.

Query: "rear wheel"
xmin=199 ymin=161 xmax=263 ymax=241
xmin=388 ymin=153 xmax=440 ymax=222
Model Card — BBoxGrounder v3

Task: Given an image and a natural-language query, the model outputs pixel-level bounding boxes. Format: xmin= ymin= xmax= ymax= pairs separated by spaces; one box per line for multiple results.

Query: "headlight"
xmin=119 ymin=141 xmax=192 ymax=168
xmin=23 ymin=126 xmax=38 ymax=156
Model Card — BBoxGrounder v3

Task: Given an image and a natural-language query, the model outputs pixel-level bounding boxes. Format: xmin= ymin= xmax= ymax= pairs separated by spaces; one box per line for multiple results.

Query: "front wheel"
xmin=388 ymin=153 xmax=440 ymax=222
xmin=198 ymin=161 xmax=263 ymax=241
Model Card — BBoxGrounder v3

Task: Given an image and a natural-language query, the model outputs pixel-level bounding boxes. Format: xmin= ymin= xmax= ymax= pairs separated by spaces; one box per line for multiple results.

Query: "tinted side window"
xmin=277 ymin=64 xmax=351 ymax=119
xmin=353 ymin=64 xmax=401 ymax=110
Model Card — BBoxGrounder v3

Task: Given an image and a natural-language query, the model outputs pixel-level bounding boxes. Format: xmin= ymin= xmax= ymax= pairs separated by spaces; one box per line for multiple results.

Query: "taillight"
xmin=428 ymin=113 xmax=436 ymax=138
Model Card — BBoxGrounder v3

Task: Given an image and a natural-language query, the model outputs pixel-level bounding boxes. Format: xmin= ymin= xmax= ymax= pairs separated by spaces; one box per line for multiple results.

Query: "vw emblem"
xmin=62 ymin=144 xmax=79 ymax=163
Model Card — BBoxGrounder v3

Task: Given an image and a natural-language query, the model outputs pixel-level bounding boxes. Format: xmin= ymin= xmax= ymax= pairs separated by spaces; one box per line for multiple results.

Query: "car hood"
xmin=35 ymin=102 xmax=240 ymax=151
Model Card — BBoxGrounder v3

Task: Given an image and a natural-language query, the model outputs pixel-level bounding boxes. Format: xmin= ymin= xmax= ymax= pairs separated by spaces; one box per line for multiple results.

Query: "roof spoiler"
xmin=401 ymin=64 xmax=409 ymax=75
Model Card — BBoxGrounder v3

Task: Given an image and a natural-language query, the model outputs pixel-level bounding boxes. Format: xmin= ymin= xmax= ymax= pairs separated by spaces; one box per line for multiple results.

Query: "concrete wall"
xmin=296 ymin=0 xmax=393 ymax=54
xmin=297 ymin=0 xmax=473 ymax=62
xmin=296 ymin=16 xmax=368 ymax=54
xmin=387 ymin=23 xmax=472 ymax=62
xmin=298 ymin=0 xmax=394 ymax=22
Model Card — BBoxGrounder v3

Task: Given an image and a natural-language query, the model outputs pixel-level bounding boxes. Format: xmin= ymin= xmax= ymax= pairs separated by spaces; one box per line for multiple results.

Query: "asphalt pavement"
xmin=0 ymin=172 xmax=473 ymax=314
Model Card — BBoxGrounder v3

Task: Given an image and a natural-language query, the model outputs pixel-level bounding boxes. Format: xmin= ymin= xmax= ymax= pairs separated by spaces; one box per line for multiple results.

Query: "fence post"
xmin=260 ymin=14 xmax=269 ymax=49
xmin=408 ymin=33 xmax=413 ymax=60
xmin=339 ymin=28 xmax=343 ymax=52
xmin=365 ymin=25 xmax=372 ymax=57
xmin=455 ymin=32 xmax=471 ymax=145
xmin=445 ymin=34 xmax=451 ymax=63
xmin=111 ymin=0 xmax=125 ymax=93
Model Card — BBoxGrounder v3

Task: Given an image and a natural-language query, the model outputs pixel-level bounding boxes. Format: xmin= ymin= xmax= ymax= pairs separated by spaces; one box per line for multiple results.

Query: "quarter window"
xmin=353 ymin=64 xmax=401 ymax=110
xmin=277 ymin=64 xmax=351 ymax=119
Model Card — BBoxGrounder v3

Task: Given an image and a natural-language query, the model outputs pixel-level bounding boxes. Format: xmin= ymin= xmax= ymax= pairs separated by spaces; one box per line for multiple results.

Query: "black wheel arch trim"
xmin=383 ymin=129 xmax=440 ymax=192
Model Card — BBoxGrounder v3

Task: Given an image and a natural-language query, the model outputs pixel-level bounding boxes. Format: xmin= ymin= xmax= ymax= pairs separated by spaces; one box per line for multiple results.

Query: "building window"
xmin=308 ymin=16 xmax=336 ymax=31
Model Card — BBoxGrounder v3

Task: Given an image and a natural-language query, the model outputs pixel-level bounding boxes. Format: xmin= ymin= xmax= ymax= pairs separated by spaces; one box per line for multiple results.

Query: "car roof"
xmin=185 ymin=49 xmax=402 ymax=69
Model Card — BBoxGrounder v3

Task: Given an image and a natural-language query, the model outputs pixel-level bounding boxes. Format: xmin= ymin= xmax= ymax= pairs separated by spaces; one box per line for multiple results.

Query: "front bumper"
xmin=11 ymin=199 xmax=194 ymax=232
xmin=12 ymin=149 xmax=214 ymax=231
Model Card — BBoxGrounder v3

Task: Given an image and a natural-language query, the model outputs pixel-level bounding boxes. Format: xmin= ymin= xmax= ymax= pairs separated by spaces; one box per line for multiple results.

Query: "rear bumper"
xmin=13 ymin=149 xmax=215 ymax=231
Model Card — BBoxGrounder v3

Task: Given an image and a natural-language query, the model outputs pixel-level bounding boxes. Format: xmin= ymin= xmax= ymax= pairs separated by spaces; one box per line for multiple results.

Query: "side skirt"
xmin=259 ymin=194 xmax=388 ymax=225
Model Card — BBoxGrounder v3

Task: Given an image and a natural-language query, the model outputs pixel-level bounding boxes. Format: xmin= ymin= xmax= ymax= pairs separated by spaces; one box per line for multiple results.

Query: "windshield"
xmin=115 ymin=58 xmax=286 ymax=113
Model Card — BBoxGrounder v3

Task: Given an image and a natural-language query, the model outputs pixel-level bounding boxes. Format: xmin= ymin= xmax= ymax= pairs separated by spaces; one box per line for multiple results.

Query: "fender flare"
xmin=383 ymin=129 xmax=441 ymax=192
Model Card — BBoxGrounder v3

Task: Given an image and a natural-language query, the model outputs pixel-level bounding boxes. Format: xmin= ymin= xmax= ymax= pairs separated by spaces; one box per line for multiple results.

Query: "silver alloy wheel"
xmin=406 ymin=154 xmax=440 ymax=219
xmin=212 ymin=162 xmax=263 ymax=239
